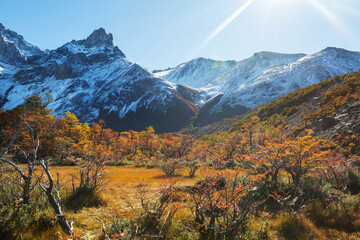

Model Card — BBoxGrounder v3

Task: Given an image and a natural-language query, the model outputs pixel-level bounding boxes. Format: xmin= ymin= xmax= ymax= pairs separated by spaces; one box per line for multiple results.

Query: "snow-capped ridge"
xmin=57 ymin=28 xmax=125 ymax=58
xmin=0 ymin=24 xmax=199 ymax=132
xmin=0 ymin=23 xmax=43 ymax=65
xmin=157 ymin=47 xmax=360 ymax=126
xmin=251 ymin=51 xmax=305 ymax=60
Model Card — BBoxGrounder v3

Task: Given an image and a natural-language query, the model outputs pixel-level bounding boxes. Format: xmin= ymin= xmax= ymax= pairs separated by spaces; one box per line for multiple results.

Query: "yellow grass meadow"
xmin=42 ymin=166 xmax=359 ymax=240
xmin=46 ymin=166 xmax=206 ymax=237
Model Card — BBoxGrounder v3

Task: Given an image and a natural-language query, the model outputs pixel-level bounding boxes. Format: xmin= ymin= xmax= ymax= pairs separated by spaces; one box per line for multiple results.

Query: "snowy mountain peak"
xmin=83 ymin=28 xmax=113 ymax=48
xmin=0 ymin=23 xmax=43 ymax=65
xmin=157 ymin=47 xmax=360 ymax=126
xmin=58 ymin=28 xmax=125 ymax=58
xmin=0 ymin=25 xmax=199 ymax=132
xmin=251 ymin=51 xmax=305 ymax=60
xmin=318 ymin=47 xmax=359 ymax=58
xmin=154 ymin=57 xmax=237 ymax=90
xmin=321 ymin=47 xmax=348 ymax=53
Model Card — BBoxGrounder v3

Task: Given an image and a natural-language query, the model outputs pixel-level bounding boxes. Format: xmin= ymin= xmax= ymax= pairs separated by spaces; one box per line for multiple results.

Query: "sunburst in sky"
xmin=200 ymin=0 xmax=256 ymax=49
xmin=1 ymin=0 xmax=359 ymax=70
xmin=201 ymin=0 xmax=358 ymax=47
xmin=192 ymin=0 xmax=360 ymax=65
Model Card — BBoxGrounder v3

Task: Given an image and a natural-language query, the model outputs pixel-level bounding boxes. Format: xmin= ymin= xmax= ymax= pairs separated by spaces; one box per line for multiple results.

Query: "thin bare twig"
xmin=95 ymin=217 xmax=110 ymax=240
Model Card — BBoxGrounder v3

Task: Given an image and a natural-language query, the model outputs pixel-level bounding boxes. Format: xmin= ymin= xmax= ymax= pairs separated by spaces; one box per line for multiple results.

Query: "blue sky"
xmin=1 ymin=0 xmax=360 ymax=70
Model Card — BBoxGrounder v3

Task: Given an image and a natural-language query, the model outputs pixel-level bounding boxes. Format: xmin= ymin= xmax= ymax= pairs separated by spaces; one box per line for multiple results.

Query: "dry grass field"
xmin=52 ymin=166 xmax=205 ymax=199
xmin=42 ymin=166 xmax=360 ymax=240
xmin=1 ymin=164 xmax=356 ymax=240
xmin=47 ymin=166 xmax=208 ymax=238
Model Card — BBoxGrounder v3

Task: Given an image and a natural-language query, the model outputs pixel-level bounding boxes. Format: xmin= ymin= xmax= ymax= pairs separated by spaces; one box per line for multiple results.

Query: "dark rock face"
xmin=100 ymin=94 xmax=198 ymax=133
xmin=55 ymin=61 xmax=79 ymax=80
xmin=0 ymin=31 xmax=26 ymax=65
xmin=84 ymin=28 xmax=113 ymax=48
xmin=195 ymin=94 xmax=249 ymax=126
xmin=0 ymin=24 xmax=43 ymax=65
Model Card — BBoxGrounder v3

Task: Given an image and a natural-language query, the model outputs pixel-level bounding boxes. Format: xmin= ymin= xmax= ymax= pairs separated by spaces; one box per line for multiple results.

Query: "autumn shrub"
xmin=297 ymin=178 xmax=329 ymax=206
xmin=107 ymin=158 xmax=130 ymax=166
xmin=257 ymin=176 xmax=327 ymax=213
xmin=323 ymin=162 xmax=360 ymax=194
xmin=189 ymin=171 xmax=265 ymax=240
xmin=157 ymin=157 xmax=184 ymax=176
xmin=254 ymin=180 xmax=285 ymax=212
xmin=118 ymin=183 xmax=180 ymax=239
xmin=281 ymin=106 xmax=299 ymax=117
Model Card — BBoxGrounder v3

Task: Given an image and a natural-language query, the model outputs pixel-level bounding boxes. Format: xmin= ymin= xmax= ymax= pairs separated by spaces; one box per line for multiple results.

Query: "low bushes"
xmin=273 ymin=214 xmax=323 ymax=240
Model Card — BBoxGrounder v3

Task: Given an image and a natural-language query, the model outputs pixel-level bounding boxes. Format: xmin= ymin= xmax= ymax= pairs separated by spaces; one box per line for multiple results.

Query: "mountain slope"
xmin=158 ymin=49 xmax=360 ymax=126
xmin=0 ymin=25 xmax=199 ymax=132
xmin=181 ymin=69 xmax=360 ymax=152
xmin=154 ymin=58 xmax=237 ymax=101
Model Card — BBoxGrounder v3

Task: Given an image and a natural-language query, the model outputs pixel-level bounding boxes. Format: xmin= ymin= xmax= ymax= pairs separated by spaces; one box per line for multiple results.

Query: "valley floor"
xmin=43 ymin=166 xmax=360 ymax=240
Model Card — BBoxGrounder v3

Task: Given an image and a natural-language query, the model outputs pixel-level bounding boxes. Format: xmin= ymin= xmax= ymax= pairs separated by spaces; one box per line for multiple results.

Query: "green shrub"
xmin=63 ymin=185 xmax=106 ymax=212
xmin=250 ymin=220 xmax=270 ymax=240
xmin=307 ymin=199 xmax=360 ymax=233
xmin=109 ymin=216 xmax=133 ymax=239
xmin=0 ymin=187 xmax=57 ymax=239
xmin=347 ymin=168 xmax=360 ymax=195
xmin=276 ymin=215 xmax=315 ymax=240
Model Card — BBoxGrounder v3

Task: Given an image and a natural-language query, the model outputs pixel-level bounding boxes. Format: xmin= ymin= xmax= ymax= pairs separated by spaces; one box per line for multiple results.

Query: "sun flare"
xmin=199 ymin=0 xmax=255 ymax=49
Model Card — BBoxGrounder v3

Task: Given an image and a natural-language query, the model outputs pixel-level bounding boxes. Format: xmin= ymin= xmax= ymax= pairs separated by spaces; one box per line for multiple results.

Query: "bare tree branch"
xmin=39 ymin=160 xmax=73 ymax=236
xmin=0 ymin=157 xmax=26 ymax=179
xmin=95 ymin=217 xmax=110 ymax=240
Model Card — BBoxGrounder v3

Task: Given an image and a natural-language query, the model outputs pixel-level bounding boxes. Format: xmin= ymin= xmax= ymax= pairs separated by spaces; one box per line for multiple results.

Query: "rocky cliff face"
xmin=0 ymin=24 xmax=199 ymax=132
xmin=0 ymin=23 xmax=42 ymax=65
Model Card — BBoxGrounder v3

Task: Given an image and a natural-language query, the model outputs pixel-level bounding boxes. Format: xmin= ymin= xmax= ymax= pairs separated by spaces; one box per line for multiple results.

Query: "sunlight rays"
xmin=199 ymin=0 xmax=255 ymax=49
xmin=191 ymin=0 xmax=359 ymax=60
xmin=307 ymin=0 xmax=356 ymax=40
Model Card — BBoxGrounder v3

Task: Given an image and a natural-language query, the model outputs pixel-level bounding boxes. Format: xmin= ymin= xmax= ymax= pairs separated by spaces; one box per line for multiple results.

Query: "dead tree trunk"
xmin=39 ymin=160 xmax=73 ymax=236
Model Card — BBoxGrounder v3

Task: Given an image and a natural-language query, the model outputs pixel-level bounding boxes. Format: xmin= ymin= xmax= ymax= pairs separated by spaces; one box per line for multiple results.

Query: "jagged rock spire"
xmin=84 ymin=28 xmax=113 ymax=48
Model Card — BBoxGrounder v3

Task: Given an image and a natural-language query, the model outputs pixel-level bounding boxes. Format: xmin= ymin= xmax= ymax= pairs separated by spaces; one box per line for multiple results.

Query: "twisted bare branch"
xmin=95 ymin=217 xmax=110 ymax=240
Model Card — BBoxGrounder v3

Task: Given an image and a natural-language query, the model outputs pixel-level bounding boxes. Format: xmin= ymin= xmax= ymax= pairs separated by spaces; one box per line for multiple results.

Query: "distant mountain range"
xmin=155 ymin=48 xmax=360 ymax=125
xmin=1 ymin=23 xmax=360 ymax=132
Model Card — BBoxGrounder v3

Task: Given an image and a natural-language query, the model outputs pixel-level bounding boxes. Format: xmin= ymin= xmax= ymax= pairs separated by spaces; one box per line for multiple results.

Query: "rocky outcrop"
xmin=84 ymin=28 xmax=113 ymax=48
xmin=0 ymin=23 xmax=43 ymax=65
xmin=0 ymin=31 xmax=26 ymax=65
